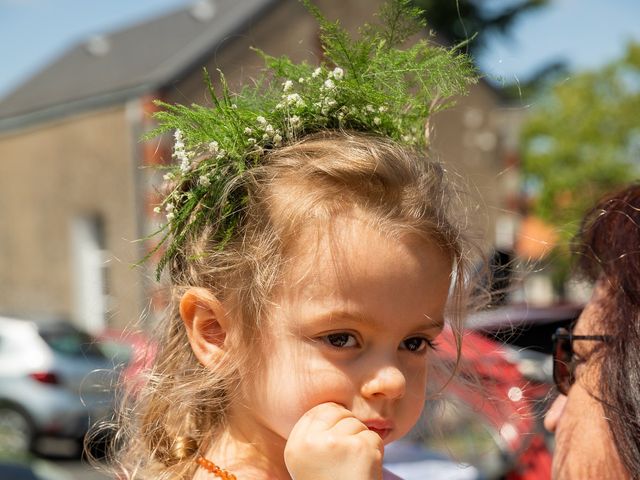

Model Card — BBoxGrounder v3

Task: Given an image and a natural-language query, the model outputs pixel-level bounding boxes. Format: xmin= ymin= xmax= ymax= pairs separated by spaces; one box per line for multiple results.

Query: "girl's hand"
xmin=284 ymin=402 xmax=384 ymax=480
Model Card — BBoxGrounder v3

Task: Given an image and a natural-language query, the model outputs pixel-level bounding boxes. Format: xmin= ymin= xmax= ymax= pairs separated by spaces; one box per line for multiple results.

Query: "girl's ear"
xmin=180 ymin=287 xmax=229 ymax=368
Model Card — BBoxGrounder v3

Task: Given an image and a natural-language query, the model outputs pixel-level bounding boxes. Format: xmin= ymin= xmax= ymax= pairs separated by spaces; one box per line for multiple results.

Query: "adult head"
xmin=545 ymin=183 xmax=640 ymax=479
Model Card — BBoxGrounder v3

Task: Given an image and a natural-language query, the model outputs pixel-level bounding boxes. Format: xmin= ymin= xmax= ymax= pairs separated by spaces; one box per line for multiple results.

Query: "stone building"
xmin=0 ymin=0 xmax=510 ymax=332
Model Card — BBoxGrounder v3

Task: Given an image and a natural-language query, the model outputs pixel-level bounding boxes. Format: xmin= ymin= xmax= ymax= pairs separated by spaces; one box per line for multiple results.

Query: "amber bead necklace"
xmin=196 ymin=456 xmax=237 ymax=480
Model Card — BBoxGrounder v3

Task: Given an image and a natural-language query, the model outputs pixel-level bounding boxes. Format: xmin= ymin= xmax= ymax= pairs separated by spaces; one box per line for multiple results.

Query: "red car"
xmin=386 ymin=327 xmax=552 ymax=480
xmin=96 ymin=329 xmax=157 ymax=395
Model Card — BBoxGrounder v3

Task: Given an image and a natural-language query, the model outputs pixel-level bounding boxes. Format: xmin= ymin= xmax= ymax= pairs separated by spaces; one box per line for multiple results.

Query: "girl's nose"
xmin=544 ymin=393 xmax=567 ymax=433
xmin=361 ymin=366 xmax=406 ymax=400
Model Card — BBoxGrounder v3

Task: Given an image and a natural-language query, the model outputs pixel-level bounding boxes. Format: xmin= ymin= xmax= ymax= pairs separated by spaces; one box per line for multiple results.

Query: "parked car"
xmin=467 ymin=303 xmax=584 ymax=453
xmin=466 ymin=303 xmax=582 ymax=414
xmin=384 ymin=439 xmax=482 ymax=480
xmin=467 ymin=303 xmax=583 ymax=354
xmin=95 ymin=329 xmax=156 ymax=396
xmin=385 ymin=327 xmax=552 ymax=480
xmin=0 ymin=316 xmax=120 ymax=456
xmin=0 ymin=458 xmax=73 ymax=480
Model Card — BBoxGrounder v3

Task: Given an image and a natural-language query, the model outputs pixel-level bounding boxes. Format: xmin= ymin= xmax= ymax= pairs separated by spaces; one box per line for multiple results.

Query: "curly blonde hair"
xmin=104 ymin=131 xmax=482 ymax=479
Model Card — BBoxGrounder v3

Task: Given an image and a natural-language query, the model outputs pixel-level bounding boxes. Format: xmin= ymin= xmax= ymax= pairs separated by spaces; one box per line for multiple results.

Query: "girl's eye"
xmin=323 ymin=333 xmax=358 ymax=348
xmin=401 ymin=337 xmax=437 ymax=353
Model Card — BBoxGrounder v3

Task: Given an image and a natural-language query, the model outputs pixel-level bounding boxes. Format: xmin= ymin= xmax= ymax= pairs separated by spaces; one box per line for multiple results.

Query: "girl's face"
xmin=233 ymin=214 xmax=452 ymax=447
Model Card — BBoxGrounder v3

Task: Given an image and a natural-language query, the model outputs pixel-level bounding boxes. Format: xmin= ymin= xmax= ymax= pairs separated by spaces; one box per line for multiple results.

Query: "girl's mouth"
xmin=364 ymin=419 xmax=394 ymax=440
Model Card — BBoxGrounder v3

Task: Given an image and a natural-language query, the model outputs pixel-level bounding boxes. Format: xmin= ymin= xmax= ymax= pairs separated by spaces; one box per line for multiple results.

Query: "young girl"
xmin=111 ymin=2 xmax=480 ymax=479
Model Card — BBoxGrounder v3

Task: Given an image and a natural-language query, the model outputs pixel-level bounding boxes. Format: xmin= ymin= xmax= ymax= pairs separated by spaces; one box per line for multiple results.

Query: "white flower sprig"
xmin=145 ymin=0 xmax=477 ymax=277
xmin=172 ymin=129 xmax=192 ymax=173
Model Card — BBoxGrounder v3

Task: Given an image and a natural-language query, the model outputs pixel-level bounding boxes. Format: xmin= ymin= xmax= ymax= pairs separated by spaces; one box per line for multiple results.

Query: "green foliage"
xmin=145 ymin=0 xmax=477 ymax=278
xmin=520 ymin=42 xmax=640 ymax=285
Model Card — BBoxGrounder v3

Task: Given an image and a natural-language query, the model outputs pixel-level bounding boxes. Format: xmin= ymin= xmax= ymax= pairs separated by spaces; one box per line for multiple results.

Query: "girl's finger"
xmin=356 ymin=429 xmax=385 ymax=455
xmin=294 ymin=402 xmax=352 ymax=431
xmin=330 ymin=416 xmax=368 ymax=435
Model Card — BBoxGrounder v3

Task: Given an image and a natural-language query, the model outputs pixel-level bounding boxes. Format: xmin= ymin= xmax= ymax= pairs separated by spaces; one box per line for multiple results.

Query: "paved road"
xmin=52 ymin=459 xmax=111 ymax=479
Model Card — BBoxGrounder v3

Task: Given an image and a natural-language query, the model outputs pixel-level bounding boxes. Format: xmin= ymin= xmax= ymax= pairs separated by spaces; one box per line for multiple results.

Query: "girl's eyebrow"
xmin=307 ymin=309 xmax=444 ymax=331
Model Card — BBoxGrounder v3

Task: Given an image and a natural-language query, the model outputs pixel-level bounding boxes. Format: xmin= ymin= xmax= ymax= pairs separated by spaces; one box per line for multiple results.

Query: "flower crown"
xmin=144 ymin=0 xmax=477 ymax=278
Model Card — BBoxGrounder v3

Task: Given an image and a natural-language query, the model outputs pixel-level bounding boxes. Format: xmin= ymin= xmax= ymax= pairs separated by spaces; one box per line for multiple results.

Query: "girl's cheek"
xmin=302 ymin=363 xmax=355 ymax=403
xmin=404 ymin=363 xmax=429 ymax=405
xmin=405 ymin=359 xmax=429 ymax=385
xmin=278 ymin=373 xmax=353 ymax=439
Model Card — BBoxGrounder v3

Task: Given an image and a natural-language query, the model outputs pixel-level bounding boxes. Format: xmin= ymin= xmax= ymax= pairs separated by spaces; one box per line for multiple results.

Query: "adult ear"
xmin=180 ymin=287 xmax=229 ymax=368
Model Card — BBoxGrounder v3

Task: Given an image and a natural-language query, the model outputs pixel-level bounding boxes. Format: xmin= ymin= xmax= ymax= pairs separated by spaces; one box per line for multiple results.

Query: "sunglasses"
xmin=552 ymin=327 xmax=611 ymax=395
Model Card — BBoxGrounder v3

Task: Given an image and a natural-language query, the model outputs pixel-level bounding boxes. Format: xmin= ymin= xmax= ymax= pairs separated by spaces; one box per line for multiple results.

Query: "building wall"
xmin=0 ymin=0 xmax=507 ymax=332
xmin=429 ymin=82 xmax=507 ymax=250
xmin=166 ymin=0 xmax=504 ymax=250
xmin=167 ymin=0 xmax=317 ymax=103
xmin=167 ymin=0 xmax=388 ymax=102
xmin=0 ymin=105 xmax=146 ymax=330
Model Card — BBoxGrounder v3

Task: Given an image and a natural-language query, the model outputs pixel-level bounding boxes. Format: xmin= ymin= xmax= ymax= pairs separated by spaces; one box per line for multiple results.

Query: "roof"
xmin=0 ymin=0 xmax=276 ymax=132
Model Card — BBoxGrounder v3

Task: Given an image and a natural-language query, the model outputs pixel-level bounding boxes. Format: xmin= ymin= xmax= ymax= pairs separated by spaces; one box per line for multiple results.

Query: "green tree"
xmin=520 ymin=42 xmax=640 ymax=288
xmin=412 ymin=0 xmax=549 ymax=55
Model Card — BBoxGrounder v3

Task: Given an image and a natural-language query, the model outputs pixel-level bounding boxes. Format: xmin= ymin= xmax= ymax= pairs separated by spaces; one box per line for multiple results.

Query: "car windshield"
xmin=38 ymin=324 xmax=106 ymax=358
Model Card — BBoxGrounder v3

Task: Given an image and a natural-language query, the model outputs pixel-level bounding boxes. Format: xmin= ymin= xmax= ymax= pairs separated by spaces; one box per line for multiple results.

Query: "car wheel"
xmin=0 ymin=406 xmax=34 ymax=455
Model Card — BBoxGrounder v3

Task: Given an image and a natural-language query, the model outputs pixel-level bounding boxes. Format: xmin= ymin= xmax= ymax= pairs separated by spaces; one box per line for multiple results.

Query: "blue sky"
xmin=478 ymin=0 xmax=640 ymax=85
xmin=0 ymin=0 xmax=639 ymax=100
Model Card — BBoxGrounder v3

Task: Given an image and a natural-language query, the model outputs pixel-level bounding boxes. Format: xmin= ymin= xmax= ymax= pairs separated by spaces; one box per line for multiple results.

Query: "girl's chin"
xmin=382 ymin=430 xmax=405 ymax=445
xmin=369 ymin=428 xmax=392 ymax=441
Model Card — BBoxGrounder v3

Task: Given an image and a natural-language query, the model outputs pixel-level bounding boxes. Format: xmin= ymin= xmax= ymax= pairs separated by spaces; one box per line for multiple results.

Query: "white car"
xmin=384 ymin=440 xmax=481 ymax=480
xmin=0 ymin=316 xmax=120 ymax=456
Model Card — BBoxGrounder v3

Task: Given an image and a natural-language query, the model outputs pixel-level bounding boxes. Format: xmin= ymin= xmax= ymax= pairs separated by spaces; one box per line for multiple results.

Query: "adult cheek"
xmin=544 ymin=394 xmax=569 ymax=480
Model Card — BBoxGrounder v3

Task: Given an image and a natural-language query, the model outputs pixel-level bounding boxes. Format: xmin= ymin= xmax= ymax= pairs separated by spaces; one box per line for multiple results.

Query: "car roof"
xmin=466 ymin=303 xmax=583 ymax=331
xmin=0 ymin=315 xmax=38 ymax=330
xmin=0 ymin=315 xmax=75 ymax=329
xmin=0 ymin=316 xmax=92 ymax=344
